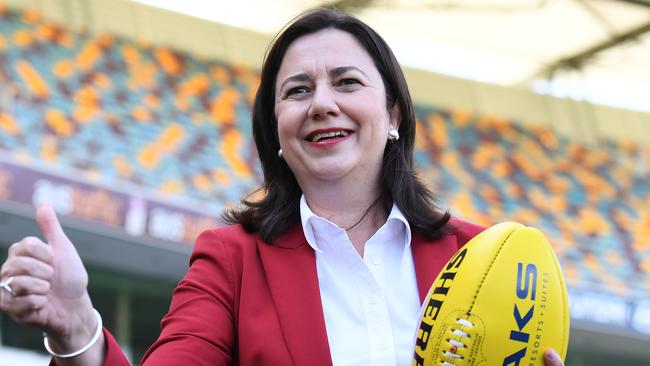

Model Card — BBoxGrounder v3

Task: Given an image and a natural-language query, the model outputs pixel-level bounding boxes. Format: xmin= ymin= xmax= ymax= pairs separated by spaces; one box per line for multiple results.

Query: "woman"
xmin=0 ymin=8 xmax=565 ymax=366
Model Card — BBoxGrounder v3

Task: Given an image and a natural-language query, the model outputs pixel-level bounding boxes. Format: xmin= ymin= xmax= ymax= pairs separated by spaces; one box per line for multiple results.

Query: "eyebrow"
xmin=279 ymin=73 xmax=310 ymax=93
xmin=278 ymin=66 xmax=369 ymax=92
xmin=330 ymin=66 xmax=368 ymax=79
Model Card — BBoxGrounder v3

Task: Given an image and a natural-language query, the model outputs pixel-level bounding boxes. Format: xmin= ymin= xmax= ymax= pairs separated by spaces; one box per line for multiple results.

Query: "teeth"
xmin=310 ymin=130 xmax=348 ymax=142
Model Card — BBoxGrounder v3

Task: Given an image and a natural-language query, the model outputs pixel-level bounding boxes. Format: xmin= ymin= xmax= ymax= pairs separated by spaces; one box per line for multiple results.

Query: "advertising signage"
xmin=0 ymin=159 xmax=219 ymax=245
xmin=570 ymin=288 xmax=650 ymax=337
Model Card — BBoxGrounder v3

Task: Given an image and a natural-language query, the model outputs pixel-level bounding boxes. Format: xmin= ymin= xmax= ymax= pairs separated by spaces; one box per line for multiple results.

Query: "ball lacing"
xmin=440 ymin=318 xmax=474 ymax=366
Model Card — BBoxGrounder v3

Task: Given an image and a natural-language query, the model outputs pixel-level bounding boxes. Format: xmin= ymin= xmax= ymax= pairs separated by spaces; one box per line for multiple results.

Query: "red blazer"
xmin=84 ymin=219 xmax=484 ymax=365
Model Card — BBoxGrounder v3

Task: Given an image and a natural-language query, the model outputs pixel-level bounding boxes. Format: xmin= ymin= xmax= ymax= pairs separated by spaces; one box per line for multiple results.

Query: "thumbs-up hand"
xmin=0 ymin=205 xmax=99 ymax=356
xmin=36 ymin=204 xmax=89 ymax=305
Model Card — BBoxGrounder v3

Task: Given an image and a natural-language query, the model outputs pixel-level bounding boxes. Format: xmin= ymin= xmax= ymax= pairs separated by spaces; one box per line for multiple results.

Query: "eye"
xmin=336 ymin=78 xmax=362 ymax=91
xmin=285 ymin=86 xmax=310 ymax=97
xmin=338 ymin=78 xmax=360 ymax=86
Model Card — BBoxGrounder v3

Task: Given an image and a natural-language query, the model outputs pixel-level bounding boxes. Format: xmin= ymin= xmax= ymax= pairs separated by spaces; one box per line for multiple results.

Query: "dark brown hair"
xmin=223 ymin=8 xmax=450 ymax=242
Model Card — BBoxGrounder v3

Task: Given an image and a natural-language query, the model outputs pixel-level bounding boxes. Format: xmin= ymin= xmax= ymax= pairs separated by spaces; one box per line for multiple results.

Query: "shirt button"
xmin=371 ymin=256 xmax=380 ymax=265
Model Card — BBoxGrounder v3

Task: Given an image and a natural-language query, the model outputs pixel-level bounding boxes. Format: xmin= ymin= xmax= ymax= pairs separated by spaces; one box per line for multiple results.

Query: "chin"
xmin=310 ymin=167 xmax=352 ymax=182
xmin=304 ymin=159 xmax=356 ymax=183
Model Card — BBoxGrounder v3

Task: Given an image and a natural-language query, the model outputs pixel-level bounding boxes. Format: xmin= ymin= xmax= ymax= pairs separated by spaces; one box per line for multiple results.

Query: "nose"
xmin=308 ymin=84 xmax=340 ymax=120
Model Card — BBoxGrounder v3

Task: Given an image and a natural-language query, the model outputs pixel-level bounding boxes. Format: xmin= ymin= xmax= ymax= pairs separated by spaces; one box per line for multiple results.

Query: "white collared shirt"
xmin=300 ymin=195 xmax=421 ymax=366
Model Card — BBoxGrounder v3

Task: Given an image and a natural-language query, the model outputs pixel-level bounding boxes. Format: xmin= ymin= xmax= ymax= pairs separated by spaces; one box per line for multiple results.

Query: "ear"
xmin=389 ymin=104 xmax=401 ymax=130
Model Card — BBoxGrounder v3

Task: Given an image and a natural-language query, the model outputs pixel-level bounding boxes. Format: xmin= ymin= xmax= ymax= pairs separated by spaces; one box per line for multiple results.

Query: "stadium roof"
xmin=132 ymin=0 xmax=650 ymax=114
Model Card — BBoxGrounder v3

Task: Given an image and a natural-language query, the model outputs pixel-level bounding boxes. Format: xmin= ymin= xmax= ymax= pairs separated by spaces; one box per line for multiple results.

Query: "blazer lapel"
xmin=411 ymin=233 xmax=459 ymax=303
xmin=258 ymin=225 xmax=332 ymax=366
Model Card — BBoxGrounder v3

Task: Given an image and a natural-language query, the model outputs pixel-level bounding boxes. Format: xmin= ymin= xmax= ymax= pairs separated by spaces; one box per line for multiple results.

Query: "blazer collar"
xmin=258 ymin=224 xmax=460 ymax=365
xmin=258 ymin=224 xmax=333 ymax=366
xmin=411 ymin=232 xmax=459 ymax=302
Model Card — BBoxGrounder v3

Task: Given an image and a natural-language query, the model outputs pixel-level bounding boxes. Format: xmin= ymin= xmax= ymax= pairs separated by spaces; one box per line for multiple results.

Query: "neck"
xmin=302 ymin=178 xmax=386 ymax=256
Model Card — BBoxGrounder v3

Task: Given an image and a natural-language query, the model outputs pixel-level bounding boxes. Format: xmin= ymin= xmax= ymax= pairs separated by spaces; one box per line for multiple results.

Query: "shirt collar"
xmin=300 ymin=195 xmax=323 ymax=253
xmin=299 ymin=194 xmax=412 ymax=252
xmin=386 ymin=201 xmax=412 ymax=248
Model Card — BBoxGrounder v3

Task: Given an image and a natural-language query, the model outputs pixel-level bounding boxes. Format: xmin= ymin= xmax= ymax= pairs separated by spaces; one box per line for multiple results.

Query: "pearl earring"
xmin=388 ymin=128 xmax=399 ymax=141
xmin=278 ymin=148 xmax=283 ymax=158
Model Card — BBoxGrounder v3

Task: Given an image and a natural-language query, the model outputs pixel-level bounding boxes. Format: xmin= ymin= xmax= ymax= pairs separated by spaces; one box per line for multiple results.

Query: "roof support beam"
xmin=531 ymin=20 xmax=650 ymax=80
xmin=610 ymin=0 xmax=650 ymax=8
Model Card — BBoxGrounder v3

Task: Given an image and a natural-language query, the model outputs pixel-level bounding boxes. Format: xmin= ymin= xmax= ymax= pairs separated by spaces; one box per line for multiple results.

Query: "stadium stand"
xmin=414 ymin=106 xmax=650 ymax=298
xmin=1 ymin=3 xmax=649 ymax=364
xmin=1 ymin=4 xmax=649 ymax=298
xmin=0 ymin=5 xmax=260 ymax=210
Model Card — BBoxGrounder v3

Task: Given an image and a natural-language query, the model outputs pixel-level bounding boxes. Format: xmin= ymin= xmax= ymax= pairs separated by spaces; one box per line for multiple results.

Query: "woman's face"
xmin=274 ymin=28 xmax=398 ymax=191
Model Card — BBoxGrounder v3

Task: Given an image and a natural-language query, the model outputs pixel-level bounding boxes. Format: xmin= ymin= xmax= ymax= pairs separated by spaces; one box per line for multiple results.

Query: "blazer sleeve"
xmin=139 ymin=229 xmax=237 ymax=365
xmin=103 ymin=329 xmax=132 ymax=365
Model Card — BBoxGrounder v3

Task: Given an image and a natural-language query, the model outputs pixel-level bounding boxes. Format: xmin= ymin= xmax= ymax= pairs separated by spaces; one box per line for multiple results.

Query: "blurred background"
xmin=0 ymin=0 xmax=648 ymax=364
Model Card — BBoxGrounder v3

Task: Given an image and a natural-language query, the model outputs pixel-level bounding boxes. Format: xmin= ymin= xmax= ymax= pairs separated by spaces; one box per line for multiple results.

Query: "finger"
xmin=7 ymin=242 xmax=20 ymax=257
xmin=2 ymin=275 xmax=50 ymax=297
xmin=36 ymin=204 xmax=69 ymax=248
xmin=543 ymin=349 xmax=563 ymax=366
xmin=1 ymin=256 xmax=54 ymax=280
xmin=9 ymin=237 xmax=54 ymax=263
xmin=0 ymin=293 xmax=48 ymax=322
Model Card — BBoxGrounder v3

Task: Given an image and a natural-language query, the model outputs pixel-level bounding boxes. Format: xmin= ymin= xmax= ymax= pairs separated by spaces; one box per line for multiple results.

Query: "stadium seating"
xmin=414 ymin=106 xmax=650 ymax=297
xmin=0 ymin=5 xmax=260 ymax=209
xmin=0 ymin=5 xmax=648 ymax=297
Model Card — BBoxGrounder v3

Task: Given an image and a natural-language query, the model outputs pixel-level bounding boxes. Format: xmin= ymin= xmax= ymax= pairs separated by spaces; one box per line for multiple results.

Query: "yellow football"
xmin=413 ymin=222 xmax=570 ymax=366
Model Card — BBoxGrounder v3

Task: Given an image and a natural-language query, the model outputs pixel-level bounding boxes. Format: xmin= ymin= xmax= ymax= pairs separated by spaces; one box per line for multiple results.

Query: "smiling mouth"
xmin=306 ymin=130 xmax=351 ymax=142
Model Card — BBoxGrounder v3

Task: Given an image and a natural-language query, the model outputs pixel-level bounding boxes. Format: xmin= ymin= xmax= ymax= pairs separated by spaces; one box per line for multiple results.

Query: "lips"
xmin=305 ymin=129 xmax=353 ymax=143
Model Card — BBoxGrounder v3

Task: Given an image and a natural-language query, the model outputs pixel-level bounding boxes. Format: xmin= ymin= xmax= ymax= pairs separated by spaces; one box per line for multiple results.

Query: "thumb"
xmin=36 ymin=204 xmax=70 ymax=248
